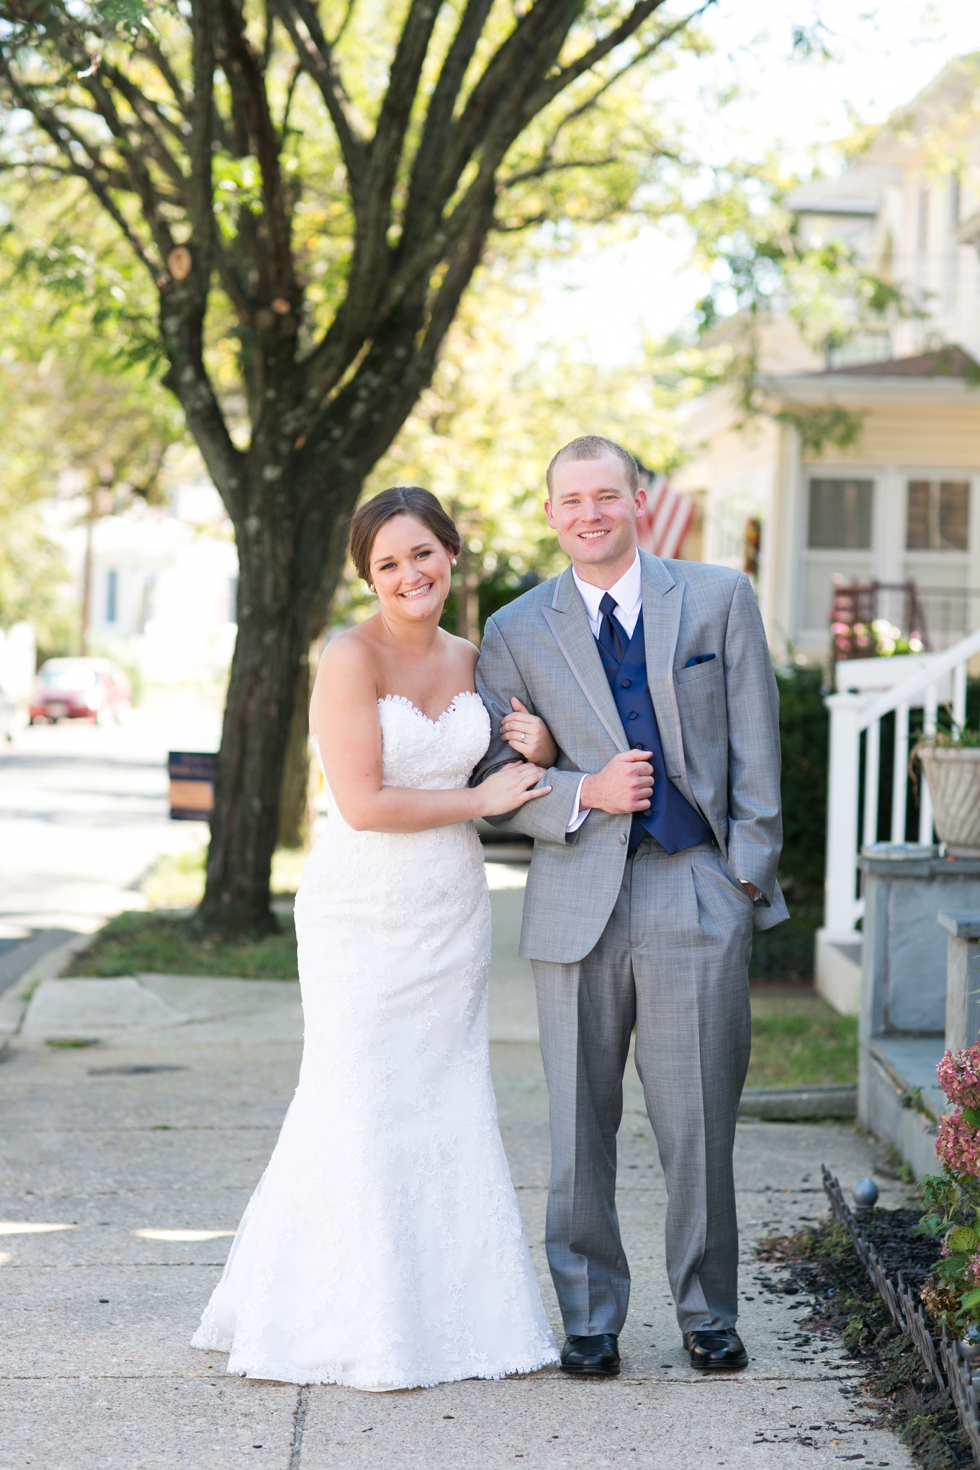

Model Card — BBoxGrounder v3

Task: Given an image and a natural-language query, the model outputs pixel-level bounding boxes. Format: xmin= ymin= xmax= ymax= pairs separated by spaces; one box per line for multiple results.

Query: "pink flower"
xmin=936 ymin=1109 xmax=980 ymax=1178
xmin=938 ymin=1046 xmax=980 ymax=1109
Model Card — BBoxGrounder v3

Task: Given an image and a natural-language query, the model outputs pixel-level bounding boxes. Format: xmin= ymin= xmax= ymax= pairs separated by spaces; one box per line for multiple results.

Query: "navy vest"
xmin=596 ymin=613 xmax=713 ymax=856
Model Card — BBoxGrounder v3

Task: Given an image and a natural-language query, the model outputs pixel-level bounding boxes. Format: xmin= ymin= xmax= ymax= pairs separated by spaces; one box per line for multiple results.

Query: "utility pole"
xmin=80 ymin=497 xmax=94 ymax=657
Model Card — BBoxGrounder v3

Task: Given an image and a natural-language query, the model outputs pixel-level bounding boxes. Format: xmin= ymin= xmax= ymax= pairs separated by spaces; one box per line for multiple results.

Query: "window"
xmin=807 ymin=479 xmax=873 ymax=550
xmin=105 ymin=569 xmax=119 ymax=624
xmin=906 ymin=480 xmax=969 ymax=551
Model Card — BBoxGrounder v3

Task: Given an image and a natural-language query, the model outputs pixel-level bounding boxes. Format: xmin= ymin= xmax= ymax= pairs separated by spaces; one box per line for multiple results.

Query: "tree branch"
xmin=136 ymin=33 xmax=191 ymax=117
xmin=99 ymin=63 xmax=189 ymax=196
xmin=217 ymin=0 xmax=294 ymax=289
xmin=527 ymin=2 xmax=706 ymax=121
xmin=499 ymin=154 xmax=622 ymax=189
xmin=330 ymin=0 xmax=358 ymax=46
xmin=401 ymin=0 xmax=495 ymax=242
xmin=273 ymin=0 xmax=367 ymax=198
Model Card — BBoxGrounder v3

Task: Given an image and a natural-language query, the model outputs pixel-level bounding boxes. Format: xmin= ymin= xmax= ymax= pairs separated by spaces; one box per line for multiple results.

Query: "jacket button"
xmin=619 ymin=833 xmax=628 ymax=844
xmin=628 ymin=711 xmax=638 ymax=720
xmin=621 ymin=678 xmax=631 ymax=688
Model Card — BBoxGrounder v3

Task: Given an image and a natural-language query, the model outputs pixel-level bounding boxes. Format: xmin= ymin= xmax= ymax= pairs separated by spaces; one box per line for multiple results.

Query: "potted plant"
xmin=916 ymin=728 xmax=980 ymax=857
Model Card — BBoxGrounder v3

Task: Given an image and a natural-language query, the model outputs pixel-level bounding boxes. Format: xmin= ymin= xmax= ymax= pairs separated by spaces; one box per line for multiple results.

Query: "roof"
xmin=783 ymin=166 xmax=900 ymax=218
xmin=826 ymin=346 xmax=980 ymax=379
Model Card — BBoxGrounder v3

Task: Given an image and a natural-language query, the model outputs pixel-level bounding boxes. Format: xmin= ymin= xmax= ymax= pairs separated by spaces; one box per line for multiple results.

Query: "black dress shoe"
xmin=560 ymin=1333 xmax=620 ymax=1376
xmin=683 ymin=1329 xmax=747 ymax=1371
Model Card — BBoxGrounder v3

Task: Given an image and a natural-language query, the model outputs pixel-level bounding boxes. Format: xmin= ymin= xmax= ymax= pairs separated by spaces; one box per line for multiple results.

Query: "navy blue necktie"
xmin=597 ymin=592 xmax=627 ymax=665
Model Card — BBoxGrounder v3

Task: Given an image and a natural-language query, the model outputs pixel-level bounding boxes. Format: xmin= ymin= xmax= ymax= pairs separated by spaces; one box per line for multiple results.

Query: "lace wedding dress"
xmin=192 ymin=691 xmax=558 ymax=1389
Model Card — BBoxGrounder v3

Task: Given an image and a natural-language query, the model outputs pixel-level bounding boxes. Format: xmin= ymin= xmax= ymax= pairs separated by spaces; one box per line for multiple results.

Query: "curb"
xmin=738 ymin=1084 xmax=857 ymax=1120
xmin=0 ymin=932 xmax=93 ymax=1036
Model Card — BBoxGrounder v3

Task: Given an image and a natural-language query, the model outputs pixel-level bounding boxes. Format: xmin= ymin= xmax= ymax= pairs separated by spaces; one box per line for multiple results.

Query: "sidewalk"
xmin=0 ymin=887 xmax=916 ymax=1470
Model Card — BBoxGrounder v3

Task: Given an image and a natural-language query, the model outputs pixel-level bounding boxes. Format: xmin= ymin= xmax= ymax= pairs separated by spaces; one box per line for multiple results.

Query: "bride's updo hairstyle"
xmin=350 ymin=486 xmax=462 ymax=586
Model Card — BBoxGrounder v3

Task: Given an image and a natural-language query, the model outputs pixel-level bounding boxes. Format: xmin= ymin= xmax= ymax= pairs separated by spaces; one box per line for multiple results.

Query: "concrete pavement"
xmin=0 ymin=699 xmax=219 ymax=955
xmin=0 ymin=887 xmax=915 ymax=1470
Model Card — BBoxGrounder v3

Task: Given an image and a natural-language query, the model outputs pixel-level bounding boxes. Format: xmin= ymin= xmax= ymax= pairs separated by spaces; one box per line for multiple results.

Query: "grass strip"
xmin=746 ymin=989 xmax=857 ymax=1089
xmin=71 ymin=911 xmax=298 ymax=981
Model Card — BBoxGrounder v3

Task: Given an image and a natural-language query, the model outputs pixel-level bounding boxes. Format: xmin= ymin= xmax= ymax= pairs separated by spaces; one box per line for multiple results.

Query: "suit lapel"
xmin=544 ymin=566 xmax=627 ymax=754
xmin=639 ymin=552 xmax=690 ymax=791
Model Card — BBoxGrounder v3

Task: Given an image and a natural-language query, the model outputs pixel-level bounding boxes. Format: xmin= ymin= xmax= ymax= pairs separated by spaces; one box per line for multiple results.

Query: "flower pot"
xmin=919 ymin=747 xmax=980 ymax=856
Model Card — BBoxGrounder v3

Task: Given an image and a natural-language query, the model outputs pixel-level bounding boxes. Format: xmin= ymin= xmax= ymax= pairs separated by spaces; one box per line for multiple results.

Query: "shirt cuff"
xmin=566 ymin=775 xmax=590 ymax=833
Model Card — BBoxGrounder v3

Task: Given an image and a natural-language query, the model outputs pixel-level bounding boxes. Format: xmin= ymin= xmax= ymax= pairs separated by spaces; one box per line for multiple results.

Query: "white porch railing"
xmin=824 ymin=629 xmax=980 ymax=936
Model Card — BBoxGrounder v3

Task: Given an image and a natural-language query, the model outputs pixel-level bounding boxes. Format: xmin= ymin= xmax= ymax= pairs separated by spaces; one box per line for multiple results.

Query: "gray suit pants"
xmin=531 ymin=839 xmax=753 ymax=1337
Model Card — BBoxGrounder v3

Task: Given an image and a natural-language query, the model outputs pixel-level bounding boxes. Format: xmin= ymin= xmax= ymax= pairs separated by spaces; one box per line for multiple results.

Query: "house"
xmin=47 ymin=475 xmax=238 ymax=686
xmin=673 ymin=55 xmax=980 ymax=663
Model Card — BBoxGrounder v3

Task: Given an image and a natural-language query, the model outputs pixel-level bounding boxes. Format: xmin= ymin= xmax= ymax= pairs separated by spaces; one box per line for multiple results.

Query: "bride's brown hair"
xmin=349 ymin=487 xmax=462 ymax=585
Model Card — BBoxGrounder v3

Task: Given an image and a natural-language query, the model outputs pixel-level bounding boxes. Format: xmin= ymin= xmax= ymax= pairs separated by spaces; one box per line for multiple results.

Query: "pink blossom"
xmin=936 ymin=1108 xmax=980 ymax=1178
xmin=938 ymin=1045 xmax=980 ymax=1110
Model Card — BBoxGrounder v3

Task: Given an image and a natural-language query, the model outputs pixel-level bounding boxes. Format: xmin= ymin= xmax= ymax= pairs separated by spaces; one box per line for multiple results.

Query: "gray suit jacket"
xmin=473 ymin=550 xmax=789 ymax=963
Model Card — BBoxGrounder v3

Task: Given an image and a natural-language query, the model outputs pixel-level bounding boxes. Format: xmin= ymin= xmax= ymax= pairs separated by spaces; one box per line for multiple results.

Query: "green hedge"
xmin=749 ymin=665 xmax=829 ymax=980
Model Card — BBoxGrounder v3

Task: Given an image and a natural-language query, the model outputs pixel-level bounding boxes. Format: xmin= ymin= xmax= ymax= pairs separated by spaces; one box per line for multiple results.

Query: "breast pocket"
xmin=675 ymin=657 xmax=723 ymax=686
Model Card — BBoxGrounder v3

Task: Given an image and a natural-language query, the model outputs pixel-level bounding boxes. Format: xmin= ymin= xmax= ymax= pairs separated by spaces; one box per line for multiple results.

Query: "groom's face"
xmin=545 ymin=455 xmax=641 ymax=575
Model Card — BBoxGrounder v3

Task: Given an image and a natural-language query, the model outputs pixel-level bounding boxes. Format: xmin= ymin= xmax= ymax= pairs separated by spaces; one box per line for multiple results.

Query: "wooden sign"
xmin=168 ymin=751 xmax=216 ymax=821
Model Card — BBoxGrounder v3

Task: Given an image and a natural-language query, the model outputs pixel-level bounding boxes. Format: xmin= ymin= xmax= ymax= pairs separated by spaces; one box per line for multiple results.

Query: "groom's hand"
xmin=580 ymin=750 xmax=654 ymax=815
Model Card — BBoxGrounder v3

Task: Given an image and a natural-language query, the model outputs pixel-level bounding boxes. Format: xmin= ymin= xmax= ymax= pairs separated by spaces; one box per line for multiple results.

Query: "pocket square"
xmin=684 ymin=653 xmax=716 ymax=668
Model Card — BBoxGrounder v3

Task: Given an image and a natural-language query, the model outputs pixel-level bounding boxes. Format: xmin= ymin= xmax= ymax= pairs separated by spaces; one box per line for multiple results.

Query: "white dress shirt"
xmin=565 ymin=553 xmax=643 ymax=832
xmin=572 ymin=552 xmax=643 ymax=641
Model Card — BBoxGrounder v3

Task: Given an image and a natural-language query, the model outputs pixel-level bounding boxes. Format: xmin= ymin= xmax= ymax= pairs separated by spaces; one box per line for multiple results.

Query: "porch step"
xmin=815 ymin=929 xmax=862 ymax=1015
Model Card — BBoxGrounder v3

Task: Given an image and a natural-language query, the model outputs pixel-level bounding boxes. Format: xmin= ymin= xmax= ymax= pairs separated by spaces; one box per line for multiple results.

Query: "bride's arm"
xmin=310 ymin=635 xmax=552 ymax=834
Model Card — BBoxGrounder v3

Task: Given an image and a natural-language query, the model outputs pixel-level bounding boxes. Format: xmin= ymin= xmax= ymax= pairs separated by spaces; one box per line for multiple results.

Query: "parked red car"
xmin=30 ymin=658 xmax=132 ymax=725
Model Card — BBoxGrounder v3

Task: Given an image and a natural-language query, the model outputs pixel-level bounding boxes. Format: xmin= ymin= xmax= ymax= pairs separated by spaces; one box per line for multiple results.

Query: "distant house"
xmin=673 ymin=56 xmax=980 ymax=661
xmin=49 ymin=476 xmax=238 ymax=685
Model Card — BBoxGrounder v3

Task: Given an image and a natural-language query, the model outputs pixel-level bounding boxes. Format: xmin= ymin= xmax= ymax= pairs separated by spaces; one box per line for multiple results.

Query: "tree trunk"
xmin=195 ymin=520 xmax=304 ymax=936
xmin=277 ymin=649 xmax=313 ymax=851
xmin=196 ymin=457 xmax=358 ymax=936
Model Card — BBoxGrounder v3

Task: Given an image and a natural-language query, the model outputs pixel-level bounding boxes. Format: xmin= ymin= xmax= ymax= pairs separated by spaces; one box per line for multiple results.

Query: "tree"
xmin=357 ymin=259 xmax=691 ymax=641
xmin=0 ymin=213 xmax=188 ymax=652
xmin=0 ymin=0 xmax=708 ymax=933
xmin=680 ymin=156 xmax=919 ymax=450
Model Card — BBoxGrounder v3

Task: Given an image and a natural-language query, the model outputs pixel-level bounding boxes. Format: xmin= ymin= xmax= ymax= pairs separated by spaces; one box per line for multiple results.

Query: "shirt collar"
xmin=572 ymin=550 xmax=642 ymax=624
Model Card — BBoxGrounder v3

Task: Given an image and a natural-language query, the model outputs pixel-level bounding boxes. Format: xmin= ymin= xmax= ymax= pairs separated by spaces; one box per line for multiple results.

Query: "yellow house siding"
xmin=808 ymin=403 xmax=980 ymax=468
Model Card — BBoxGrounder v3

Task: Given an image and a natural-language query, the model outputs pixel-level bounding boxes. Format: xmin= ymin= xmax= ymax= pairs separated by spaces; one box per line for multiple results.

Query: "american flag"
xmin=634 ymin=471 xmax=695 ymax=560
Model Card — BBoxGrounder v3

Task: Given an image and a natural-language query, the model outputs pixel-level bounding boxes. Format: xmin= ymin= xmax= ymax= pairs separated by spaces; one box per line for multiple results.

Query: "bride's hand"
xmin=476 ymin=761 xmax=552 ymax=818
xmin=500 ymin=697 xmax=559 ymax=768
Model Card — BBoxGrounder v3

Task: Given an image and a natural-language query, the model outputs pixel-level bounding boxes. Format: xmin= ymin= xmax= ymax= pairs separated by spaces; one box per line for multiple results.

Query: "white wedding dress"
xmin=192 ymin=691 xmax=558 ymax=1389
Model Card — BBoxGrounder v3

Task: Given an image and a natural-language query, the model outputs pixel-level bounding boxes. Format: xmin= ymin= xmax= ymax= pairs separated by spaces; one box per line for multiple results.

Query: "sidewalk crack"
xmin=290 ymin=1383 xmax=310 ymax=1468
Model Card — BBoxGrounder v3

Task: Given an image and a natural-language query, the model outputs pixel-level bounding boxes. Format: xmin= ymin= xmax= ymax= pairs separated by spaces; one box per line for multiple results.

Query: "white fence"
xmin=824 ymin=629 xmax=980 ymax=936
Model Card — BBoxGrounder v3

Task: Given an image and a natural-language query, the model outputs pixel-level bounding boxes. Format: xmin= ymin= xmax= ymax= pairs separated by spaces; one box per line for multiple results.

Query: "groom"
xmin=474 ymin=435 xmax=787 ymax=1376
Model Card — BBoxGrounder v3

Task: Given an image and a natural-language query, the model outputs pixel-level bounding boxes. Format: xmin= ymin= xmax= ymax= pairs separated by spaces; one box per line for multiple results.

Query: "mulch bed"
xmin=758 ymin=1209 xmax=973 ymax=1470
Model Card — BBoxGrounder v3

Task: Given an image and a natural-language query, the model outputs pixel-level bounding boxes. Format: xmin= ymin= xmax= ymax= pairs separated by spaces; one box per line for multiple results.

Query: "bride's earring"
xmin=450 ymin=558 xmax=457 ymax=566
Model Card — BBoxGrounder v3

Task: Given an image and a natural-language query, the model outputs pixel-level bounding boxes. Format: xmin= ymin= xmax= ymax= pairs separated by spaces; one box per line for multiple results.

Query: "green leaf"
xmin=961 ymin=1289 xmax=980 ymax=1310
xmin=963 ymin=1107 xmax=980 ymax=1128
xmin=948 ymin=1226 xmax=979 ymax=1253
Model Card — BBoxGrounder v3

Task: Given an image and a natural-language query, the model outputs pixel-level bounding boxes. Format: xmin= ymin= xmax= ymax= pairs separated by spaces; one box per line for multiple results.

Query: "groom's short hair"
xmin=546 ymin=436 xmax=639 ymax=494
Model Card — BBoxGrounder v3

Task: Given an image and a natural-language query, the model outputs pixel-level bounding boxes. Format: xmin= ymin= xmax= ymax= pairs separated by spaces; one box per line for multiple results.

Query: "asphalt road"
xmin=0 ymin=698 xmax=220 ymax=977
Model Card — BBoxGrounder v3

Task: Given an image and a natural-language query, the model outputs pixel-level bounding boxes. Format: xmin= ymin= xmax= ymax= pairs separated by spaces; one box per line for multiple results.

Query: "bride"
xmin=192 ymin=486 xmax=561 ymax=1390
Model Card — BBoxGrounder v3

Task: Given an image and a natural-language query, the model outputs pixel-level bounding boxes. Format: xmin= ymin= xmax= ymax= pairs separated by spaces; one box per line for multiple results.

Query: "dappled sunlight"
xmin=133 ymin=1228 xmax=235 ymax=1243
xmin=0 ymin=1222 xmax=75 ymax=1234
